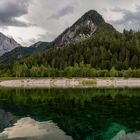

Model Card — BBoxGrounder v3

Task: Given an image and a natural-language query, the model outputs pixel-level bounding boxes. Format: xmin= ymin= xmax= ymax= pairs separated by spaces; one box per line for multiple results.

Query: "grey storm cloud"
xmin=0 ymin=0 xmax=31 ymax=27
xmin=48 ymin=5 xmax=75 ymax=20
xmin=110 ymin=6 xmax=140 ymax=30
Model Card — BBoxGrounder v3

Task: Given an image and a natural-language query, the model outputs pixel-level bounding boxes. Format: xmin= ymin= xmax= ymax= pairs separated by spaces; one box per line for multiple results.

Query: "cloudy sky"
xmin=0 ymin=0 xmax=140 ymax=46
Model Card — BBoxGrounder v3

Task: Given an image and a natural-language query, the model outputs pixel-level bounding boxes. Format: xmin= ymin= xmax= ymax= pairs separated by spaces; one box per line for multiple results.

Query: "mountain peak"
xmin=76 ymin=10 xmax=105 ymax=26
xmin=0 ymin=32 xmax=21 ymax=56
xmin=54 ymin=10 xmax=106 ymax=46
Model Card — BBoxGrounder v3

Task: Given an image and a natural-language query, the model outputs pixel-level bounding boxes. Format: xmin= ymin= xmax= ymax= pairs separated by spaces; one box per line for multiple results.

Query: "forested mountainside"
xmin=1 ymin=10 xmax=140 ymax=77
xmin=0 ymin=41 xmax=51 ymax=65
xmin=20 ymin=29 xmax=140 ymax=70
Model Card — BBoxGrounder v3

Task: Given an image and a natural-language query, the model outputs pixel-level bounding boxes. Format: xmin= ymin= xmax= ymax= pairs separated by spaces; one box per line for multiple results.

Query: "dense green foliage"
xmin=23 ymin=29 xmax=140 ymax=70
xmin=1 ymin=61 xmax=140 ymax=78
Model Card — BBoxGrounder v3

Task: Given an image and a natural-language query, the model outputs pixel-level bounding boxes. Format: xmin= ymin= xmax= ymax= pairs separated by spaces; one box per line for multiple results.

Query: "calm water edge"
xmin=0 ymin=88 xmax=140 ymax=140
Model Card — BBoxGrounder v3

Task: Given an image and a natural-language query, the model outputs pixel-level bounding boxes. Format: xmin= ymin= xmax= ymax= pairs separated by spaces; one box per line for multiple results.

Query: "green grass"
xmin=0 ymin=77 xmax=28 ymax=80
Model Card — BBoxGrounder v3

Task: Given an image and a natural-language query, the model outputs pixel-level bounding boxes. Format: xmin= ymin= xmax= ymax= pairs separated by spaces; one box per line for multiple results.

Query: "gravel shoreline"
xmin=0 ymin=78 xmax=140 ymax=88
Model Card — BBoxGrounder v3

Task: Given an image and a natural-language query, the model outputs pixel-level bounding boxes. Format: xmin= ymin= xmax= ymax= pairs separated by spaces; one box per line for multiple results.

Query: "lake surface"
xmin=0 ymin=88 xmax=140 ymax=140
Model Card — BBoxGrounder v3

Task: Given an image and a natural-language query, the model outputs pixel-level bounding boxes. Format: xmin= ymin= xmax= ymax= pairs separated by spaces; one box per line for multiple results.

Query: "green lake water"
xmin=0 ymin=88 xmax=140 ymax=140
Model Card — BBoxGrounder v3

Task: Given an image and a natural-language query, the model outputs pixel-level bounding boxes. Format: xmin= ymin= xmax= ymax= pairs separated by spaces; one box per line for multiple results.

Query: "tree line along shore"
xmin=1 ymin=62 xmax=140 ymax=78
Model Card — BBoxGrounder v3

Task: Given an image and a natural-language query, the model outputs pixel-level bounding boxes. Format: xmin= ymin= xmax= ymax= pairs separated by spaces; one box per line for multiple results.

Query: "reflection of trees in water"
xmin=0 ymin=88 xmax=140 ymax=140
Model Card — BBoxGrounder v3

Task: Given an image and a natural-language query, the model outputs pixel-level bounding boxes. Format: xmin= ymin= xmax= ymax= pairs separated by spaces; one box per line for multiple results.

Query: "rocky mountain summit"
xmin=53 ymin=10 xmax=106 ymax=46
xmin=0 ymin=33 xmax=20 ymax=56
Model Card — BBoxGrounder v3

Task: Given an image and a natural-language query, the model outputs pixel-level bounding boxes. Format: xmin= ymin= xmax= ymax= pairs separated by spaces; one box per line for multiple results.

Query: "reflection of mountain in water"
xmin=0 ymin=109 xmax=17 ymax=132
xmin=0 ymin=117 xmax=72 ymax=140
xmin=0 ymin=88 xmax=140 ymax=140
xmin=112 ymin=130 xmax=140 ymax=140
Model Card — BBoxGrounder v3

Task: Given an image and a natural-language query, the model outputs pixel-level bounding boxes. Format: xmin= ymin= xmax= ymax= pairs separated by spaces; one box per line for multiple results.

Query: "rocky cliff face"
xmin=53 ymin=10 xmax=105 ymax=46
xmin=0 ymin=33 xmax=20 ymax=56
xmin=60 ymin=20 xmax=97 ymax=44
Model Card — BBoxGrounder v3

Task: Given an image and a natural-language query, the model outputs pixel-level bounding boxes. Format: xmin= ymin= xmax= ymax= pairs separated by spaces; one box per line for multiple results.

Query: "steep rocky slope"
xmin=0 ymin=33 xmax=20 ymax=56
xmin=53 ymin=10 xmax=115 ymax=46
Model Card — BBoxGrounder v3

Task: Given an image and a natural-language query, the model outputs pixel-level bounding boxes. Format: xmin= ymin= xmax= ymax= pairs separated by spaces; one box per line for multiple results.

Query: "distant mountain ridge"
xmin=0 ymin=41 xmax=51 ymax=65
xmin=0 ymin=32 xmax=21 ymax=56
